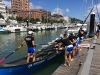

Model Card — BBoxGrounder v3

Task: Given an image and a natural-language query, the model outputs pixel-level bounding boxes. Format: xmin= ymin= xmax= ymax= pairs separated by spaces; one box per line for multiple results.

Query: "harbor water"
xmin=0 ymin=29 xmax=66 ymax=75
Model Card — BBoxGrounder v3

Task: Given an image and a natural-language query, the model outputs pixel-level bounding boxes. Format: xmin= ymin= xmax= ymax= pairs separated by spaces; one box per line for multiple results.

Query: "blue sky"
xmin=3 ymin=0 xmax=100 ymax=21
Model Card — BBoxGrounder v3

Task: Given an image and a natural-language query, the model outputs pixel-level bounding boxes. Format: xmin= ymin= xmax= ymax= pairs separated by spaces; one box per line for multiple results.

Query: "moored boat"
xmin=0 ymin=48 xmax=64 ymax=75
xmin=0 ymin=27 xmax=10 ymax=34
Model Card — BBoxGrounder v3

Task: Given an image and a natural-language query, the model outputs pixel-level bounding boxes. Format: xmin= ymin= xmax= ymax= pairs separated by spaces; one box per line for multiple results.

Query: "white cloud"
xmin=51 ymin=8 xmax=69 ymax=16
xmin=66 ymin=8 xmax=70 ymax=13
xmin=30 ymin=2 xmax=42 ymax=9
xmin=93 ymin=4 xmax=100 ymax=13
xmin=3 ymin=0 xmax=11 ymax=9
xmin=2 ymin=0 xmax=43 ymax=9
xmin=38 ymin=1 xmax=43 ymax=4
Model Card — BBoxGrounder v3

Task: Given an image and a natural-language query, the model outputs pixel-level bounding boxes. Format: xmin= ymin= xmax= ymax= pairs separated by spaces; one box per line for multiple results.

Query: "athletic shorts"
xmin=76 ymin=37 xmax=80 ymax=47
xmin=96 ymin=30 xmax=100 ymax=33
xmin=87 ymin=32 xmax=90 ymax=35
xmin=73 ymin=43 xmax=76 ymax=47
xmin=28 ymin=47 xmax=35 ymax=53
xmin=80 ymin=36 xmax=84 ymax=41
xmin=66 ymin=45 xmax=73 ymax=52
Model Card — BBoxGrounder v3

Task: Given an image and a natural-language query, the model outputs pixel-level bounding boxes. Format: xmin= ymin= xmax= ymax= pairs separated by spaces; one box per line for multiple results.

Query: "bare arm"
xmin=19 ymin=40 xmax=26 ymax=48
xmin=32 ymin=40 xmax=36 ymax=47
xmin=72 ymin=39 xmax=76 ymax=44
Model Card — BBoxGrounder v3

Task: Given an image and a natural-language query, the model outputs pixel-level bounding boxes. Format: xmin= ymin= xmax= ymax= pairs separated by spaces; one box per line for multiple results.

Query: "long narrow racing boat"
xmin=0 ymin=47 xmax=64 ymax=75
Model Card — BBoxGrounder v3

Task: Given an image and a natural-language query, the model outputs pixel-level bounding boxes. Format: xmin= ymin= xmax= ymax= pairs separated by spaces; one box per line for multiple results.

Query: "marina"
xmin=0 ymin=0 xmax=100 ymax=75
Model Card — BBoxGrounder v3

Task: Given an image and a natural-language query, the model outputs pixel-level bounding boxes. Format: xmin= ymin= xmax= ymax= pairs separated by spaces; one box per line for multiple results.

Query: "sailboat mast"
xmin=57 ymin=4 xmax=58 ymax=14
xmin=92 ymin=0 xmax=94 ymax=7
xmin=84 ymin=0 xmax=87 ymax=19
xmin=47 ymin=10 xmax=48 ymax=24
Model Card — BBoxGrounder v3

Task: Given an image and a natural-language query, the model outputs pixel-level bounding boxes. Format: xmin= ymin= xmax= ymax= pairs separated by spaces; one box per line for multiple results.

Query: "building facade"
xmin=11 ymin=0 xmax=30 ymax=12
xmin=17 ymin=9 xmax=51 ymax=22
xmin=64 ymin=16 xmax=71 ymax=23
xmin=51 ymin=14 xmax=64 ymax=21
xmin=0 ymin=1 xmax=7 ymax=20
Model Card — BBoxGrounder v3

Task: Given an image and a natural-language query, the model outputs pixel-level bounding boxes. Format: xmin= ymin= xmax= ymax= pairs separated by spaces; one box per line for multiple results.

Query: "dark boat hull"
xmin=0 ymin=50 xmax=64 ymax=75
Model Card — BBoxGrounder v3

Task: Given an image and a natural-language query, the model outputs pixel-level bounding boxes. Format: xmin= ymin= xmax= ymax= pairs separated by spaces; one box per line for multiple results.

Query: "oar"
xmin=0 ymin=46 xmax=21 ymax=63
xmin=36 ymin=44 xmax=49 ymax=45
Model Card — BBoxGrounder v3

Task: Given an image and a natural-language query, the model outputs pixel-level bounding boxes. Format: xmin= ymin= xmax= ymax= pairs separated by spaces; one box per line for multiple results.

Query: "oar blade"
xmin=0 ymin=58 xmax=6 ymax=63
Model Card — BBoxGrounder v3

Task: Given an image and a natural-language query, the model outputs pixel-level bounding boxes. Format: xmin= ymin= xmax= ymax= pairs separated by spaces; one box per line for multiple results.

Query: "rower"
xmin=69 ymin=33 xmax=76 ymax=61
xmin=50 ymin=34 xmax=64 ymax=53
xmin=60 ymin=34 xmax=73 ymax=67
xmin=19 ymin=31 xmax=36 ymax=63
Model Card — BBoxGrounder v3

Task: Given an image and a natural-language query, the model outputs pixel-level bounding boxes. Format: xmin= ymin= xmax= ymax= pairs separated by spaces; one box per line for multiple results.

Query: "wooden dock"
xmin=52 ymin=35 xmax=100 ymax=75
xmin=89 ymin=39 xmax=100 ymax=75
xmin=52 ymin=39 xmax=93 ymax=75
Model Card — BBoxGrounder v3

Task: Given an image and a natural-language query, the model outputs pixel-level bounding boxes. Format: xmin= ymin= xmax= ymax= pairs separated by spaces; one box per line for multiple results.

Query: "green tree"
xmin=42 ymin=16 xmax=44 ymax=23
xmin=58 ymin=19 xmax=64 ymax=23
xmin=0 ymin=13 xmax=4 ymax=19
xmin=30 ymin=18 xmax=35 ymax=23
xmin=35 ymin=18 xmax=40 ymax=22
xmin=9 ymin=16 xmax=15 ymax=20
xmin=16 ymin=16 xmax=23 ymax=22
xmin=71 ymin=18 xmax=83 ymax=23
xmin=23 ymin=17 xmax=29 ymax=22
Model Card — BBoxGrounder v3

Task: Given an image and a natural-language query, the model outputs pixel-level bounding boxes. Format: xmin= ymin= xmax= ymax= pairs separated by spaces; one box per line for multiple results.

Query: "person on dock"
xmin=60 ymin=34 xmax=73 ymax=66
xmin=77 ymin=28 xmax=84 ymax=51
xmin=69 ymin=33 xmax=77 ymax=61
xmin=50 ymin=34 xmax=64 ymax=53
xmin=78 ymin=28 xmax=84 ymax=43
xmin=19 ymin=31 xmax=36 ymax=63
xmin=96 ymin=24 xmax=100 ymax=39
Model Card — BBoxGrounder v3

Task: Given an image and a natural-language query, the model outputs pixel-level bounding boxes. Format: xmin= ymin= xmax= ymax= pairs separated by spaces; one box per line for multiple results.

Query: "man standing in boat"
xmin=19 ymin=31 xmax=36 ymax=63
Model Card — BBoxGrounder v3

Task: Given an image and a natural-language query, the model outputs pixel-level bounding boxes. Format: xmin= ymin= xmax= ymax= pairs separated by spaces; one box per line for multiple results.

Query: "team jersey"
xmin=60 ymin=38 xmax=71 ymax=46
xmin=78 ymin=30 xmax=84 ymax=37
xmin=24 ymin=36 xmax=34 ymax=48
xmin=69 ymin=35 xmax=75 ymax=42
xmin=97 ymin=25 xmax=100 ymax=30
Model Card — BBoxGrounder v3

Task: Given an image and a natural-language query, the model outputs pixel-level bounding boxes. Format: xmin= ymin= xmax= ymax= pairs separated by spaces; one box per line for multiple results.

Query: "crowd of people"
xmin=51 ymin=27 xmax=85 ymax=67
xmin=18 ymin=27 xmax=85 ymax=66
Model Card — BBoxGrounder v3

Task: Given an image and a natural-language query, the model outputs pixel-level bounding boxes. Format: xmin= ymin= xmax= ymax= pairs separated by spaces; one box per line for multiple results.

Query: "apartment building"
xmin=0 ymin=1 xmax=7 ymax=20
xmin=17 ymin=9 xmax=51 ymax=22
xmin=11 ymin=0 xmax=30 ymax=12
xmin=17 ymin=10 xmax=42 ymax=21
xmin=33 ymin=9 xmax=51 ymax=19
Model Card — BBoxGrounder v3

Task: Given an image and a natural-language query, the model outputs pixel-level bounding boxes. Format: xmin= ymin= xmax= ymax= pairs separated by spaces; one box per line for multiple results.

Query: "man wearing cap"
xmin=19 ymin=31 xmax=36 ymax=63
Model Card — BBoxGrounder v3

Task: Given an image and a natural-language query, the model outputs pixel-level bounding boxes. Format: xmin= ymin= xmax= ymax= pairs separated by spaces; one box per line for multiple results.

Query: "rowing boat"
xmin=0 ymin=47 xmax=64 ymax=75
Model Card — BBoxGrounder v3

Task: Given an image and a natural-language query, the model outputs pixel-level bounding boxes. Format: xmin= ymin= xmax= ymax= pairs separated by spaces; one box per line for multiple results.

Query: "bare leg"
xmin=64 ymin=51 xmax=68 ymax=66
xmin=71 ymin=49 xmax=75 ymax=61
xmin=27 ymin=53 xmax=30 ymax=63
xmin=32 ymin=53 xmax=36 ymax=62
xmin=68 ymin=51 xmax=72 ymax=66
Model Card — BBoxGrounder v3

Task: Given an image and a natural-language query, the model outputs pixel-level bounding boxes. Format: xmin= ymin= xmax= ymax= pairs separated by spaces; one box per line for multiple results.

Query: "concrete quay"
xmin=52 ymin=37 xmax=99 ymax=75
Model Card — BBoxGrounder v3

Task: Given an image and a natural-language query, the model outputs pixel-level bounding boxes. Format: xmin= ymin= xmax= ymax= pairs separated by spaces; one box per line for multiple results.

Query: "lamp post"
xmin=26 ymin=20 xmax=29 ymax=33
xmin=26 ymin=20 xmax=29 ymax=27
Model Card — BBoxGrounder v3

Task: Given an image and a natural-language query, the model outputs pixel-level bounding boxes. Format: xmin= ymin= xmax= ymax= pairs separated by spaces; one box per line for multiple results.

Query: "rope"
xmin=77 ymin=0 xmax=86 ymax=19
xmin=94 ymin=0 xmax=100 ymax=22
xmin=81 ymin=0 xmax=98 ymax=28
